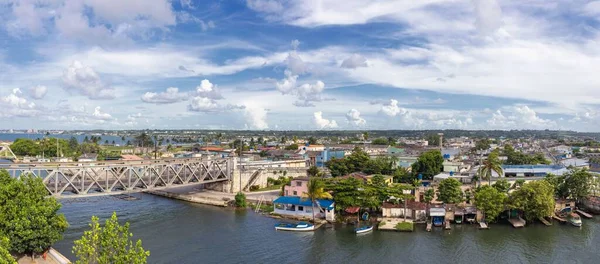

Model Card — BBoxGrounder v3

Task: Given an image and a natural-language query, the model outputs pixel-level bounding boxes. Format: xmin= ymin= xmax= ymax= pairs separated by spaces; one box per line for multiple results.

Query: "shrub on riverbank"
xmin=395 ymin=222 xmax=414 ymax=232
xmin=235 ymin=192 xmax=247 ymax=207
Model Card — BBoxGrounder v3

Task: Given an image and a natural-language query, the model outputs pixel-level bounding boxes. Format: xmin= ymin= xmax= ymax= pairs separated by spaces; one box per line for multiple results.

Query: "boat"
xmin=432 ymin=216 xmax=444 ymax=227
xmin=355 ymin=225 xmax=373 ymax=234
xmin=275 ymin=222 xmax=315 ymax=231
xmin=454 ymin=215 xmax=463 ymax=224
xmin=568 ymin=213 xmax=582 ymax=227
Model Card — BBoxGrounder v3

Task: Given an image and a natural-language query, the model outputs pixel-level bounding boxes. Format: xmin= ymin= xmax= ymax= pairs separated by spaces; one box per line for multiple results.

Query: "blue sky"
xmin=1 ymin=0 xmax=600 ymax=131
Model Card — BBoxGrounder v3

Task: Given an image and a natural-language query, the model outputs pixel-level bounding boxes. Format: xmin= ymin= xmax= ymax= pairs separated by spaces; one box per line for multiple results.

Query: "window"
xmin=275 ymin=204 xmax=284 ymax=210
xmin=298 ymin=206 xmax=304 ymax=211
xmin=296 ymin=181 xmax=302 ymax=186
xmin=293 ymin=191 xmax=297 ymax=195
xmin=305 ymin=208 xmax=312 ymax=213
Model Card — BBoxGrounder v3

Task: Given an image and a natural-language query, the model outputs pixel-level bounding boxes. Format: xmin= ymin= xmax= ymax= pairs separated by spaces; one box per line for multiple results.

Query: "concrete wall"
xmin=222 ymin=167 xmax=308 ymax=193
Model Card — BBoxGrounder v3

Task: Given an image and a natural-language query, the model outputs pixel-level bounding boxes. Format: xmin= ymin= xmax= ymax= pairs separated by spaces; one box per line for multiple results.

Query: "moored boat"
xmin=275 ymin=222 xmax=316 ymax=231
xmin=568 ymin=213 xmax=582 ymax=227
xmin=355 ymin=225 xmax=373 ymax=234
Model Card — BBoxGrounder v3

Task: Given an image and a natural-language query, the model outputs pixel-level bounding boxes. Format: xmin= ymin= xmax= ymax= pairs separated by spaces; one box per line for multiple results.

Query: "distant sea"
xmin=0 ymin=133 xmax=132 ymax=145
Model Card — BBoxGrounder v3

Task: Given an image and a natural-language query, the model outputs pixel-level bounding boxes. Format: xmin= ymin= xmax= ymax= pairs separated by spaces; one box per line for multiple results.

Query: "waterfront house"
xmin=284 ymin=176 xmax=309 ymax=196
xmin=382 ymin=201 xmax=427 ymax=221
xmin=273 ymin=196 xmax=335 ymax=221
xmin=429 ymin=206 xmax=446 ymax=226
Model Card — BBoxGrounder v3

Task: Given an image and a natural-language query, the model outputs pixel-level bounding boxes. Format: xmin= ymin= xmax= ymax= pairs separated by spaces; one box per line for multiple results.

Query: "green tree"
xmin=393 ymin=167 xmax=413 ymax=183
xmin=509 ymin=181 xmax=555 ymax=221
xmin=284 ymin=144 xmax=299 ymax=150
xmin=307 ymin=166 xmax=320 ymax=177
xmin=563 ymin=168 xmax=593 ymax=202
xmin=411 ymin=150 xmax=444 ymax=180
xmin=303 ymin=178 xmax=332 ymax=223
xmin=308 ymin=137 xmax=318 ymax=145
xmin=0 ymin=171 xmax=68 ymax=258
xmin=234 ymin=192 xmax=247 ymax=207
xmin=478 ymin=151 xmax=503 ymax=186
xmin=474 ymin=185 xmax=506 ymax=222
xmin=73 ymin=212 xmax=150 ymax=264
xmin=0 ymin=235 xmax=16 ymax=264
xmin=371 ymin=138 xmax=389 ymax=145
xmin=325 ymin=178 xmax=363 ymax=211
xmin=475 ymin=139 xmax=491 ymax=151
xmin=362 ymin=132 xmax=369 ymax=141
xmin=423 ymin=189 xmax=435 ymax=204
xmin=69 ymin=136 xmax=79 ymax=151
xmin=492 ymin=179 xmax=511 ymax=193
xmin=9 ymin=138 xmax=40 ymax=156
xmin=544 ymin=174 xmax=568 ymax=198
xmin=437 ymin=178 xmax=463 ymax=204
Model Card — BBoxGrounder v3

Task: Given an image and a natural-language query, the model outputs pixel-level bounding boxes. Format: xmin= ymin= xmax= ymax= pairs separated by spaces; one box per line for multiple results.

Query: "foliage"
xmin=363 ymin=156 xmax=397 ymax=175
xmin=0 ymin=235 xmax=16 ymax=264
xmin=308 ymin=137 xmax=318 ymax=145
xmin=73 ymin=212 xmax=150 ymax=264
xmin=371 ymin=137 xmax=390 ymax=145
xmin=249 ymin=185 xmax=260 ymax=191
xmin=426 ymin=134 xmax=441 ymax=146
xmin=411 ymin=150 xmax=444 ymax=180
xmin=436 ymin=178 xmax=463 ymax=204
xmin=563 ymin=168 xmax=593 ymax=201
xmin=395 ymin=222 xmax=414 ymax=231
xmin=10 ymin=137 xmax=80 ymax=158
xmin=234 ymin=192 xmax=247 ymax=207
xmin=478 ymin=150 xmax=503 ymax=185
xmin=423 ymin=189 xmax=435 ymax=204
xmin=509 ymin=181 xmax=555 ymax=221
xmin=307 ymin=166 xmax=320 ymax=177
xmin=325 ymin=178 xmax=364 ymax=210
xmin=133 ymin=133 xmax=154 ymax=148
xmin=503 ymin=145 xmax=550 ymax=165
xmin=474 ymin=186 xmax=506 ymax=222
xmin=0 ymin=171 xmax=68 ymax=256
xmin=325 ymin=147 xmax=370 ymax=177
xmin=393 ymin=167 xmax=414 ymax=183
xmin=303 ymin=178 xmax=333 ymax=222
xmin=492 ymin=179 xmax=511 ymax=193
xmin=475 ymin=139 xmax=491 ymax=151
xmin=284 ymin=144 xmax=299 ymax=150
xmin=543 ymin=174 xmax=568 ymax=198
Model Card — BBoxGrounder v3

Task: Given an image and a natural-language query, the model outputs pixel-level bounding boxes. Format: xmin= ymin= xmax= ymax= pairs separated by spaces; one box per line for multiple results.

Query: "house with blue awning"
xmin=273 ymin=196 xmax=335 ymax=221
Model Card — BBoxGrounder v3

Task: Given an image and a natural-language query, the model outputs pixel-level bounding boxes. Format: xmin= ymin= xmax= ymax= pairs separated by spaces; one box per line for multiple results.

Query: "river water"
xmin=53 ymin=194 xmax=600 ymax=264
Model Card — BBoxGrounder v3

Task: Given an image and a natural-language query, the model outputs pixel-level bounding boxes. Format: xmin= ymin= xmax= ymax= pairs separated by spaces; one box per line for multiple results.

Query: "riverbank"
xmin=144 ymin=184 xmax=280 ymax=207
xmin=16 ymin=248 xmax=71 ymax=264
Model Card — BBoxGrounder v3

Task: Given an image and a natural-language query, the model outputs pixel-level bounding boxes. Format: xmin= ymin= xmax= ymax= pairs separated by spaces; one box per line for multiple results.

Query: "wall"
xmin=221 ymin=167 xmax=308 ymax=193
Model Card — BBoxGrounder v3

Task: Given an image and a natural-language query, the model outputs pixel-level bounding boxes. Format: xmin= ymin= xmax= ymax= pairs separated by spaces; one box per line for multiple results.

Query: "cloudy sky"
xmin=1 ymin=0 xmax=600 ymax=131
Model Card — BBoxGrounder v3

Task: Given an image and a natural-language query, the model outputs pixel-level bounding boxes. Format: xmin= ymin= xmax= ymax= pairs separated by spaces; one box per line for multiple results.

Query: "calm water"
xmin=54 ymin=194 xmax=600 ymax=264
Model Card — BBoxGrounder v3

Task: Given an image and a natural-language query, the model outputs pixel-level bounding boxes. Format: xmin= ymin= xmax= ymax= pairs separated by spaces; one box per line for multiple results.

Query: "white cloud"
xmin=246 ymin=0 xmax=284 ymax=14
xmin=487 ymin=105 xmax=555 ymax=129
xmin=313 ymin=111 xmax=338 ymax=129
xmin=341 ymin=54 xmax=368 ymax=69
xmin=285 ymin=51 xmax=308 ymax=75
xmin=0 ymin=88 xmax=39 ymax=117
xmin=141 ymin=87 xmax=187 ymax=104
xmin=379 ymin=99 xmax=407 ymax=117
xmin=92 ymin=106 xmax=113 ymax=120
xmin=345 ymin=109 xmax=366 ymax=126
xmin=473 ymin=0 xmax=503 ymax=35
xmin=275 ymin=70 xmax=298 ymax=94
xmin=244 ymin=105 xmax=269 ymax=129
xmin=291 ymin=39 xmax=300 ymax=50
xmin=29 ymin=85 xmax=48 ymax=99
xmin=188 ymin=98 xmax=245 ymax=113
xmin=62 ymin=61 xmax=115 ymax=99
xmin=196 ymin=79 xmax=223 ymax=99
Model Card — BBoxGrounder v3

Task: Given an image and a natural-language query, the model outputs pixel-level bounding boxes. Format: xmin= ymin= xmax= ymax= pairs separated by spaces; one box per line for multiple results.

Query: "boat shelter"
xmin=429 ymin=207 xmax=446 ymax=226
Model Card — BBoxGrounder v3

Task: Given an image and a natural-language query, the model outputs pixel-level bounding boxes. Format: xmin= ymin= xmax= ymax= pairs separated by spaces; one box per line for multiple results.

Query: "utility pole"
xmin=239 ymin=137 xmax=243 ymax=193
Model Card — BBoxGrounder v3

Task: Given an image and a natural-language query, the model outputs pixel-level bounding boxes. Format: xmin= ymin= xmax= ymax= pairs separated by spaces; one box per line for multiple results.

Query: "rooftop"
xmin=273 ymin=196 xmax=334 ymax=210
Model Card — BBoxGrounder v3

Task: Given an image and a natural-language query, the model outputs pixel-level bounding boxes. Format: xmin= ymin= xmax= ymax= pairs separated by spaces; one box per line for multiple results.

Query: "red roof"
xmin=199 ymin=147 xmax=225 ymax=152
xmin=345 ymin=207 xmax=360 ymax=214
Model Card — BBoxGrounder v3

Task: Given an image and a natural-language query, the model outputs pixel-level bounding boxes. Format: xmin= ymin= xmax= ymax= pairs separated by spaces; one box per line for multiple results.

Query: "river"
xmin=53 ymin=194 xmax=600 ymax=264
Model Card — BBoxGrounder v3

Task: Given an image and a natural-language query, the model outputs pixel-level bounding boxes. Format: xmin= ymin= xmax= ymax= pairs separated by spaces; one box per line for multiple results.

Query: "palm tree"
xmin=303 ymin=178 xmax=333 ymax=223
xmin=478 ymin=151 xmax=503 ymax=186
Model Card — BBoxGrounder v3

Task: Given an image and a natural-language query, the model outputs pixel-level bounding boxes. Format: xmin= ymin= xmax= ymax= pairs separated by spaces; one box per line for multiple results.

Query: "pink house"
xmin=284 ymin=177 xmax=309 ymax=196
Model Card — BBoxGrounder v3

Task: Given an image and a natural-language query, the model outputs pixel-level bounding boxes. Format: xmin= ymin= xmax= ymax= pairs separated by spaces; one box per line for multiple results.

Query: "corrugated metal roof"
xmin=273 ymin=196 xmax=334 ymax=209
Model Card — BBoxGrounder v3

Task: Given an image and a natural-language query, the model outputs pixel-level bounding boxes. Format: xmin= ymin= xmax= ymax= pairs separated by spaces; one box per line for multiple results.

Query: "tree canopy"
xmin=0 ymin=235 xmax=16 ymax=264
xmin=509 ymin=180 xmax=555 ymax=221
xmin=478 ymin=150 xmax=503 ymax=185
xmin=284 ymin=144 xmax=299 ymax=150
xmin=0 ymin=170 xmax=68 ymax=257
xmin=73 ymin=212 xmax=150 ymax=264
xmin=492 ymin=179 xmax=511 ymax=193
xmin=411 ymin=150 xmax=444 ymax=180
xmin=475 ymin=185 xmax=506 ymax=222
xmin=563 ymin=168 xmax=593 ymax=201
xmin=503 ymin=145 xmax=550 ymax=165
xmin=436 ymin=178 xmax=463 ymax=204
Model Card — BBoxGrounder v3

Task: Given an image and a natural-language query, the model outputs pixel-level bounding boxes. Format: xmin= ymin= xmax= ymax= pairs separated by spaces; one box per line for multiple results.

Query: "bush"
xmin=234 ymin=192 xmax=247 ymax=207
xmin=378 ymin=221 xmax=386 ymax=227
xmin=249 ymin=185 xmax=260 ymax=191
xmin=395 ymin=222 xmax=414 ymax=232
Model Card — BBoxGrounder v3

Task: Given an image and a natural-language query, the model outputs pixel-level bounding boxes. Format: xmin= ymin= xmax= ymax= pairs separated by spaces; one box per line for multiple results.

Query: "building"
xmin=298 ymin=144 xmax=325 ymax=152
xmin=78 ymin=153 xmax=98 ymax=162
xmin=273 ymin=196 xmax=335 ymax=221
xmin=284 ymin=177 xmax=309 ymax=196
xmin=315 ymin=148 xmax=347 ymax=167
xmin=382 ymin=201 xmax=427 ymax=221
xmin=120 ymin=155 xmax=143 ymax=161
xmin=560 ymin=158 xmax=589 ymax=169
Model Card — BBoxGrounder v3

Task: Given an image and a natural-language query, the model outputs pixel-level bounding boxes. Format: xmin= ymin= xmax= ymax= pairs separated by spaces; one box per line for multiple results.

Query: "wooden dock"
xmin=538 ymin=217 xmax=552 ymax=226
xmin=479 ymin=222 xmax=489 ymax=229
xmin=576 ymin=210 xmax=593 ymax=219
xmin=552 ymin=214 xmax=567 ymax=224
xmin=426 ymin=222 xmax=432 ymax=232
xmin=509 ymin=217 xmax=526 ymax=228
xmin=444 ymin=220 xmax=451 ymax=230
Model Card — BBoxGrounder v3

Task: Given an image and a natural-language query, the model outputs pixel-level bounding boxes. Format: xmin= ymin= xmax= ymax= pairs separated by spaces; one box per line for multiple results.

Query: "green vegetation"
xmin=325 ymin=177 xmax=411 ymax=211
xmin=411 ymin=150 xmax=444 ymax=180
xmin=307 ymin=166 xmax=321 ymax=177
xmin=371 ymin=137 xmax=391 ymax=145
xmin=73 ymin=212 xmax=150 ymax=264
xmin=436 ymin=178 xmax=463 ymax=204
xmin=492 ymin=179 xmax=511 ymax=193
xmin=378 ymin=221 xmax=386 ymax=227
xmin=303 ymin=178 xmax=333 ymax=223
xmin=234 ymin=192 xmax=247 ymax=208
xmin=426 ymin=134 xmax=442 ymax=147
xmin=0 ymin=235 xmax=16 ymax=264
xmin=326 ymin=147 xmax=399 ymax=177
xmin=503 ymin=145 xmax=550 ymax=165
xmin=544 ymin=168 xmax=593 ymax=202
xmin=423 ymin=189 xmax=435 ymax=204
xmin=509 ymin=181 xmax=555 ymax=221
xmin=284 ymin=144 xmax=299 ymax=150
xmin=0 ymin=170 xmax=68 ymax=258
xmin=474 ymin=186 xmax=506 ymax=222
xmin=395 ymin=222 xmax=414 ymax=232
xmin=478 ymin=151 xmax=503 ymax=185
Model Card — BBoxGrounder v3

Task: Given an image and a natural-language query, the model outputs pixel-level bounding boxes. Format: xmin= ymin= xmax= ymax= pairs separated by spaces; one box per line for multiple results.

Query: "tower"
xmin=438 ymin=133 xmax=443 ymax=150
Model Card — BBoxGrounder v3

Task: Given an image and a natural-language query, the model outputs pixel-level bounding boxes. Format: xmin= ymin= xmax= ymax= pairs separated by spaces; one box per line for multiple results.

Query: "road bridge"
xmin=0 ymin=157 xmax=234 ymax=197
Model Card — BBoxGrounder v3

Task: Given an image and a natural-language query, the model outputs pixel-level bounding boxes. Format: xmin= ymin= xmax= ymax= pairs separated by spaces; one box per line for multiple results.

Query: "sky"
xmin=1 ymin=0 xmax=600 ymax=131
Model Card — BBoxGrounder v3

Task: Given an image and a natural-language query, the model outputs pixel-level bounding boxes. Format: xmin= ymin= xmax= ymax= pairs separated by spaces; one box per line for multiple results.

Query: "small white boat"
xmin=275 ymin=222 xmax=316 ymax=231
xmin=568 ymin=213 xmax=582 ymax=227
xmin=355 ymin=225 xmax=373 ymax=234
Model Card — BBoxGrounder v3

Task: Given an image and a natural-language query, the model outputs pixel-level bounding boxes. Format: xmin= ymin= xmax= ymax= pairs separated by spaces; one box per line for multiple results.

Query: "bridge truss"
xmin=1 ymin=157 xmax=233 ymax=197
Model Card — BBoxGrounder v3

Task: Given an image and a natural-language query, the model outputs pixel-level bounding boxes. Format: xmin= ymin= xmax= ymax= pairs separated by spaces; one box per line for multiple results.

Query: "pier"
xmin=576 ymin=210 xmax=593 ymax=219
xmin=479 ymin=222 xmax=489 ymax=229
xmin=538 ymin=217 xmax=552 ymax=226
xmin=552 ymin=214 xmax=567 ymax=224
xmin=509 ymin=217 xmax=526 ymax=228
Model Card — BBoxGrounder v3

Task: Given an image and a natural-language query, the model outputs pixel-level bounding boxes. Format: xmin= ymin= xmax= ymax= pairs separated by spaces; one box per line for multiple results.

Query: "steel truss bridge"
xmin=1 ymin=157 xmax=234 ymax=197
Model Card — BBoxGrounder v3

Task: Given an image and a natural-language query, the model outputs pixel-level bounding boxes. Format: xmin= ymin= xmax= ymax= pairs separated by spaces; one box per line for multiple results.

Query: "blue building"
xmin=315 ymin=148 xmax=347 ymax=167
